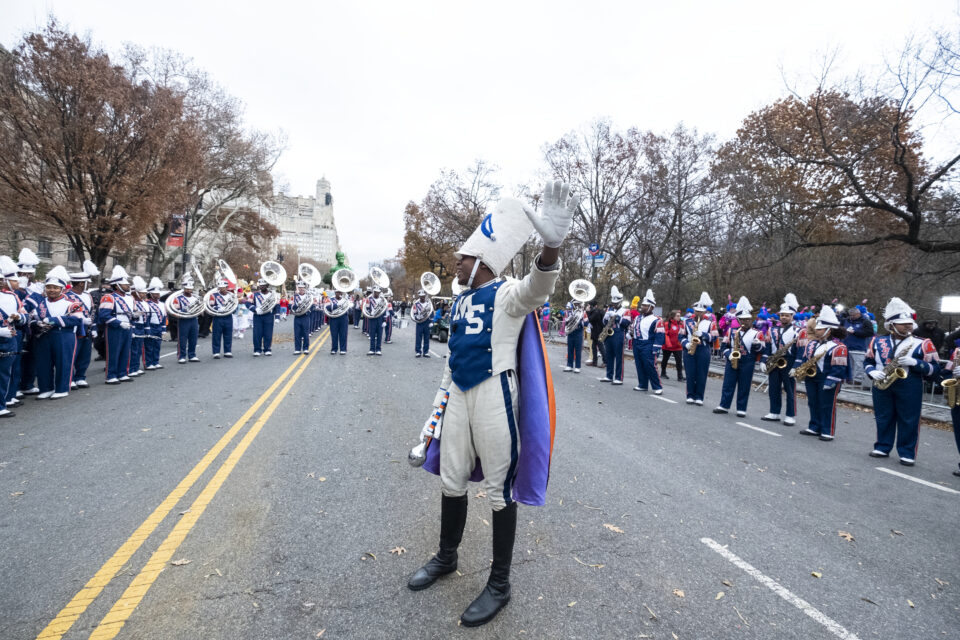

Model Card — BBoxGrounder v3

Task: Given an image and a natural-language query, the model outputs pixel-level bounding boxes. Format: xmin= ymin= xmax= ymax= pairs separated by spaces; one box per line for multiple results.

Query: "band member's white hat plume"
xmin=17 ymin=248 xmax=39 ymax=273
xmin=734 ymin=295 xmax=753 ymax=319
xmin=181 ymin=276 xmax=195 ymax=289
xmin=0 ymin=256 xmax=19 ymax=279
xmin=882 ymin=297 xmax=915 ymax=329
xmin=780 ymin=293 xmax=799 ymax=314
xmin=816 ymin=304 xmax=841 ymax=329
xmin=131 ymin=276 xmax=148 ymax=293
xmin=83 ymin=260 xmax=101 ymax=277
xmin=642 ymin=288 xmax=655 ymax=306
xmin=693 ymin=291 xmax=712 ymax=311
xmin=107 ymin=265 xmax=129 ymax=285
xmin=610 ymin=285 xmax=623 ymax=303
xmin=147 ymin=277 xmax=166 ymax=293
xmin=44 ymin=265 xmax=70 ymax=288
xmin=455 ymin=197 xmax=534 ymax=285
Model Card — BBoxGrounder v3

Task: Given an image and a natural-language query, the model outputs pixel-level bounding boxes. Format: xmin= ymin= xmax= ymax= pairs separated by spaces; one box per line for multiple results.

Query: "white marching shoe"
xmin=783 ymin=417 xmax=796 ymax=426
xmin=37 ymin=391 xmax=54 ymax=399
xmin=51 ymin=392 xmax=68 ymax=399
xmin=563 ymin=366 xmax=572 ymax=372
xmin=761 ymin=413 xmax=780 ymax=422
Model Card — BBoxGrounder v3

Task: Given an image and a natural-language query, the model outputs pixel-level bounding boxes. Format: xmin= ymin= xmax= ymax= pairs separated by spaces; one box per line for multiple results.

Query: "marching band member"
xmin=171 ymin=276 xmax=201 ymax=363
xmin=66 ymin=262 xmax=99 ymax=388
xmin=98 ymin=266 xmax=134 ymax=385
xmin=292 ymin=281 xmax=311 ymax=355
xmin=863 ymin=298 xmax=939 ymax=465
xmin=761 ymin=293 xmax=800 ymax=425
xmin=324 ymin=290 xmax=350 ymax=354
xmin=563 ymin=301 xmax=586 ymax=373
xmin=714 ymin=296 xmax=763 ymax=417
xmin=144 ymin=278 xmax=167 ymax=369
xmin=16 ymin=248 xmax=42 ymax=396
xmin=208 ymin=278 xmax=235 ymax=359
xmin=352 ymin=293 xmax=362 ymax=329
xmin=364 ymin=286 xmax=386 ymax=355
xmin=361 ymin=287 xmax=372 ymax=335
xmin=680 ymin=292 xmax=717 ymax=405
xmin=0 ymin=256 xmax=26 ymax=416
xmin=598 ymin=286 xmax=629 ymax=385
xmin=409 ymin=182 xmax=574 ymax=627
xmin=631 ymin=289 xmax=664 ymax=393
xmin=412 ymin=289 xmax=433 ymax=358
xmin=383 ymin=294 xmax=395 ymax=344
xmin=795 ymin=305 xmax=851 ymax=440
xmin=251 ymin=279 xmax=275 ymax=356
xmin=128 ymin=276 xmax=149 ymax=376
xmin=942 ymin=339 xmax=960 ymax=477
xmin=33 ymin=266 xmax=83 ymax=399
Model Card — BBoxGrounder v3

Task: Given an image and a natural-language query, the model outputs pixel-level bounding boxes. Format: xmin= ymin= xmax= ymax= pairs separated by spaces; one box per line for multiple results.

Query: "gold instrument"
xmin=765 ymin=328 xmax=799 ymax=375
xmin=687 ymin=336 xmax=701 ymax=356
xmin=874 ymin=342 xmax=912 ymax=390
xmin=729 ymin=329 xmax=742 ymax=370
xmin=790 ymin=342 xmax=827 ymax=380
xmin=598 ymin=301 xmax=628 ymax=343
xmin=942 ymin=349 xmax=960 ymax=408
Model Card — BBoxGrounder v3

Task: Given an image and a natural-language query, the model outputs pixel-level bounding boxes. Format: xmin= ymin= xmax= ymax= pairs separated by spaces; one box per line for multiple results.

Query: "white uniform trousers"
xmin=440 ymin=370 xmax=520 ymax=511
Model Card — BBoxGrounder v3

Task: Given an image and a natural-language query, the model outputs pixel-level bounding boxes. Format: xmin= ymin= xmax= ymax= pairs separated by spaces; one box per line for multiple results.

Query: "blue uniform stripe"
xmin=500 ymin=371 xmax=519 ymax=506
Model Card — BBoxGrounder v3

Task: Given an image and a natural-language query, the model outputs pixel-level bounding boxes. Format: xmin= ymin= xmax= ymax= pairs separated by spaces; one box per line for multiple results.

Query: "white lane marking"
xmin=700 ymin=537 xmax=860 ymax=640
xmin=651 ymin=395 xmax=677 ymax=404
xmin=429 ymin=350 xmax=442 ymax=358
xmin=875 ymin=467 xmax=960 ymax=495
xmin=736 ymin=421 xmax=782 ymax=437
xmin=159 ymin=351 xmax=177 ymax=359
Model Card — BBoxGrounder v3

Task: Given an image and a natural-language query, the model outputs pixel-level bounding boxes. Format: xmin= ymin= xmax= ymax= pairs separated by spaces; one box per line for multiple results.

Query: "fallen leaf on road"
xmin=474 ymin=490 xmax=487 ymax=499
xmin=318 ymin=477 xmax=326 ymax=482
xmin=306 ymin=472 xmax=315 ymax=478
xmin=672 ymin=633 xmax=679 ymax=640
xmin=672 ymin=589 xmax=685 ymax=598
xmin=316 ymin=630 xmax=325 ymax=638
xmin=574 ymin=557 xmax=604 ymax=568
xmin=568 ymin=601 xmax=576 ymax=607
xmin=644 ymin=604 xmax=657 ymax=620
xmin=361 ymin=552 xmax=376 ymax=561
xmin=934 ymin=578 xmax=948 ymax=587
xmin=861 ymin=597 xmax=878 ymax=605
xmin=890 ymin=529 xmax=904 ymax=536
xmin=179 ymin=509 xmax=191 ymax=516
xmin=838 ymin=531 xmax=855 ymax=542
xmin=171 ymin=559 xmax=191 ymax=566
xmin=482 ymin=519 xmax=490 ymax=526
xmin=908 ymin=599 xmax=914 ymax=608
xmin=10 ymin=491 xmax=24 ymax=497
xmin=141 ymin=428 xmax=150 ymax=432
xmin=811 ymin=571 xmax=822 ymax=579
xmin=734 ymin=605 xmax=749 ymax=626
xmin=721 ymin=579 xmax=733 ymax=587
xmin=303 ymin=602 xmax=316 ymax=608
xmin=716 ymin=592 xmax=724 ymax=600
xmin=389 ymin=546 xmax=406 ymax=555
xmin=603 ymin=523 xmax=624 ymax=534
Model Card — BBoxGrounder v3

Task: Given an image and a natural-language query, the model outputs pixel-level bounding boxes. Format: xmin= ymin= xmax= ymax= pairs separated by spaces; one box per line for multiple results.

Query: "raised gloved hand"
xmin=120 ymin=321 xmax=131 ymax=330
xmin=898 ymin=356 xmax=918 ymax=368
xmin=523 ymin=180 xmax=579 ymax=248
xmin=0 ymin=327 xmax=12 ymax=338
xmin=868 ymin=369 xmax=886 ymax=382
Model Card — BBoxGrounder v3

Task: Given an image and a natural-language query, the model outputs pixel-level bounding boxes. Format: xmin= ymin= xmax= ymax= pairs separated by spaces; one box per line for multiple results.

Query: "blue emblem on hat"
xmin=480 ymin=214 xmax=495 ymax=241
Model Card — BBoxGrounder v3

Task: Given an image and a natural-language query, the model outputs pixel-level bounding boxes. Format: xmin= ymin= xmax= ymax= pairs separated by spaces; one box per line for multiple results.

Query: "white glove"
xmin=898 ymin=356 xmax=918 ymax=367
xmin=868 ymin=369 xmax=886 ymax=382
xmin=120 ymin=321 xmax=131 ymax=330
xmin=0 ymin=328 xmax=12 ymax=338
xmin=846 ymin=326 xmax=854 ymax=333
xmin=787 ymin=368 xmax=796 ymax=377
xmin=91 ymin=330 xmax=98 ymax=338
xmin=727 ymin=352 xmax=736 ymax=362
xmin=83 ymin=317 xmax=92 ymax=326
xmin=523 ymin=181 xmax=579 ymax=248
xmin=42 ymin=317 xmax=52 ymax=325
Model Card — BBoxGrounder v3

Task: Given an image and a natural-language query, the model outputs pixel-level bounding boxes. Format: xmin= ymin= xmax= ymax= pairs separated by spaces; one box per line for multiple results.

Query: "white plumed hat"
xmin=780 ymin=293 xmax=799 ymax=314
xmin=735 ymin=296 xmax=753 ymax=318
xmin=131 ymin=276 xmax=148 ymax=292
xmin=107 ymin=265 xmax=129 ymax=285
xmin=82 ymin=260 xmax=101 ymax=277
xmin=0 ymin=256 xmax=19 ymax=278
xmin=883 ymin=297 xmax=915 ymax=328
xmin=147 ymin=277 xmax=166 ymax=293
xmin=455 ymin=197 xmax=534 ymax=276
xmin=44 ymin=265 xmax=70 ymax=288
xmin=181 ymin=276 xmax=195 ymax=288
xmin=693 ymin=291 xmax=712 ymax=311
xmin=610 ymin=285 xmax=623 ymax=303
xmin=17 ymin=248 xmax=39 ymax=272
xmin=642 ymin=288 xmax=656 ymax=306
xmin=816 ymin=304 xmax=841 ymax=329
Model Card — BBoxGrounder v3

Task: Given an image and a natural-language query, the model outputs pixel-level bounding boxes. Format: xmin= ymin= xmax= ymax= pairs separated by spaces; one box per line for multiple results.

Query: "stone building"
xmin=273 ymin=177 xmax=341 ymax=265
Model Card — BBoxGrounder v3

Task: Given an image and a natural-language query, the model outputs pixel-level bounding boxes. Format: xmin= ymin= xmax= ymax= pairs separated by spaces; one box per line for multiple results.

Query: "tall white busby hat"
xmin=816 ymin=304 xmax=841 ymax=329
xmin=17 ymin=248 xmax=39 ymax=273
xmin=131 ymin=276 xmax=148 ymax=293
xmin=734 ymin=295 xmax=753 ymax=319
xmin=455 ymin=198 xmax=534 ymax=279
xmin=257 ymin=278 xmax=268 ymax=287
xmin=642 ymin=288 xmax=656 ymax=307
xmin=69 ymin=270 xmax=90 ymax=282
xmin=107 ymin=265 xmax=129 ymax=285
xmin=693 ymin=291 xmax=712 ymax=312
xmin=217 ymin=278 xmax=229 ymax=288
xmin=147 ymin=277 xmax=166 ymax=294
xmin=181 ymin=276 xmax=195 ymax=289
xmin=0 ymin=256 xmax=19 ymax=279
xmin=44 ymin=265 xmax=70 ymax=288
xmin=83 ymin=260 xmax=101 ymax=278
xmin=883 ymin=297 xmax=915 ymax=329
xmin=780 ymin=293 xmax=799 ymax=314
xmin=610 ymin=285 xmax=623 ymax=304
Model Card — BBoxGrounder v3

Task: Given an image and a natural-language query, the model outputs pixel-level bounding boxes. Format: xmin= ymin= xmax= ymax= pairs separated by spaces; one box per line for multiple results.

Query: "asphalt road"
xmin=1 ymin=318 xmax=958 ymax=640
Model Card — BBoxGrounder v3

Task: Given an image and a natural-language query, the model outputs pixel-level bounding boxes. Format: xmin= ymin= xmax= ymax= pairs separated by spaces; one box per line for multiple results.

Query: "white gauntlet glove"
xmin=120 ymin=321 xmax=131 ymax=330
xmin=523 ymin=181 xmax=579 ymax=248
xmin=898 ymin=356 xmax=918 ymax=368
xmin=83 ymin=317 xmax=92 ymax=326
xmin=0 ymin=328 xmax=12 ymax=338
xmin=868 ymin=369 xmax=886 ymax=382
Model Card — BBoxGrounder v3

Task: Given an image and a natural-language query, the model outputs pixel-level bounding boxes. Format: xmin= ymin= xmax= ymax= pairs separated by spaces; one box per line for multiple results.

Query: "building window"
xmin=37 ymin=238 xmax=52 ymax=259
xmin=67 ymin=248 xmax=79 ymax=263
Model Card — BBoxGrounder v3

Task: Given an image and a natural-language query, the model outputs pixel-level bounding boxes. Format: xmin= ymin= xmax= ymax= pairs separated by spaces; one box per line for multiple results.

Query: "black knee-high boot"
xmin=407 ymin=494 xmax=468 ymax=590
xmin=460 ymin=501 xmax=517 ymax=627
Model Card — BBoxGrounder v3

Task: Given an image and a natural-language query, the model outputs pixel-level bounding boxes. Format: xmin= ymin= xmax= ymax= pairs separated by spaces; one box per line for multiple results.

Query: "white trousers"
xmin=440 ymin=371 xmax=520 ymax=511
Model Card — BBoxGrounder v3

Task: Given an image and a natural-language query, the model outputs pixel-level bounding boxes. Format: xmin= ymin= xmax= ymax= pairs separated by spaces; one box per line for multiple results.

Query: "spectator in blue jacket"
xmin=843 ymin=304 xmax=874 ymax=384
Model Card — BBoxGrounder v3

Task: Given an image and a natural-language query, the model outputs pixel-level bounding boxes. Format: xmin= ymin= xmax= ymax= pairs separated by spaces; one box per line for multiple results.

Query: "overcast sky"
xmin=2 ymin=0 xmax=958 ymax=271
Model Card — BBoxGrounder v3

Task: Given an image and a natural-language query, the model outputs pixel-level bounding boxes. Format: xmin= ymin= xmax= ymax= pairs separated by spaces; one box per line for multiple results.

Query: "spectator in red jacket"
xmin=660 ymin=309 xmax=685 ymax=381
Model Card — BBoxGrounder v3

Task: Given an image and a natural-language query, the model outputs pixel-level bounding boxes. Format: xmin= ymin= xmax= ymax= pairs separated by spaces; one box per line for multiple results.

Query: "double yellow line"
xmin=37 ymin=330 xmax=329 ymax=640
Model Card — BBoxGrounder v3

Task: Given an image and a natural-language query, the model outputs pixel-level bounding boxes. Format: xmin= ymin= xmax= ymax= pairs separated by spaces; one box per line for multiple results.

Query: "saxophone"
xmin=942 ymin=349 xmax=960 ymax=408
xmin=729 ymin=329 xmax=742 ymax=370
xmin=765 ymin=328 xmax=799 ymax=375
xmin=874 ymin=342 xmax=912 ymax=390
xmin=598 ymin=311 xmax=618 ymax=343
xmin=790 ymin=342 xmax=828 ymax=379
